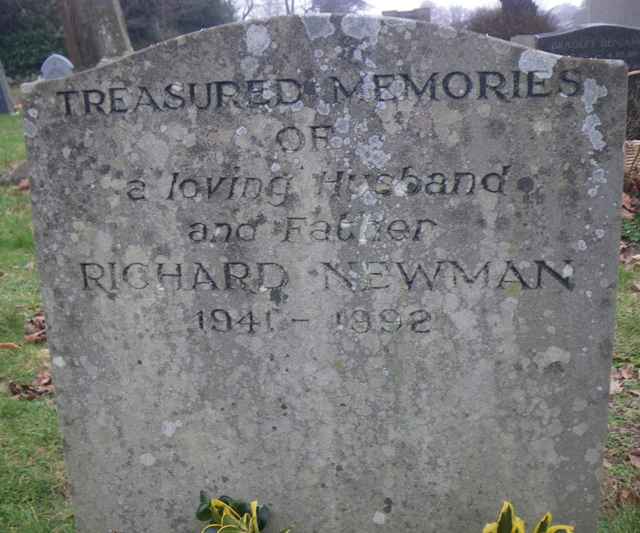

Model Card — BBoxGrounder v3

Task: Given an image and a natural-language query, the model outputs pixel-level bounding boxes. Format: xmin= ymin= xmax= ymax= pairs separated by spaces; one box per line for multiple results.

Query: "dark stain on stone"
xmin=517 ymin=176 xmax=534 ymax=193
xmin=221 ymin=475 xmax=229 ymax=483
xmin=488 ymin=119 xmax=505 ymax=138
xmin=270 ymin=287 xmax=288 ymax=305
xmin=544 ymin=362 xmax=565 ymax=375
xmin=495 ymin=216 xmax=510 ymax=230
xmin=336 ymin=464 xmax=343 ymax=472
xmin=599 ymin=338 xmax=613 ymax=360
xmin=383 ymin=497 xmax=393 ymax=513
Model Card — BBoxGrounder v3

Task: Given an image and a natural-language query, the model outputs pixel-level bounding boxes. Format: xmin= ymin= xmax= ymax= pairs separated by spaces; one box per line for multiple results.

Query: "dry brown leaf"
xmin=0 ymin=342 xmax=19 ymax=350
xmin=8 ymin=370 xmax=54 ymax=400
xmin=610 ymin=377 xmax=624 ymax=395
xmin=619 ymin=487 xmax=640 ymax=507
xmin=620 ymin=241 xmax=640 ymax=266
xmin=621 ymin=364 xmax=636 ymax=380
xmin=630 ymin=450 xmax=640 ymax=469
xmin=24 ymin=330 xmax=46 ymax=344
xmin=24 ymin=311 xmax=46 ymax=343
xmin=17 ymin=178 xmax=30 ymax=191
xmin=632 ymin=281 xmax=640 ymax=293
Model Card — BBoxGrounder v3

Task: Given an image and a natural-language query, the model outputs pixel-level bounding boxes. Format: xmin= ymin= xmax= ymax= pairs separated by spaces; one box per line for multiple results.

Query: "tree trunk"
xmin=59 ymin=0 xmax=133 ymax=71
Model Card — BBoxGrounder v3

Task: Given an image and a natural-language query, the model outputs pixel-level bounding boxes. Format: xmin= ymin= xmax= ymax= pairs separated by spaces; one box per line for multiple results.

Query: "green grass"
xmin=0 ymin=113 xmax=27 ymax=174
xmin=622 ymin=216 xmax=640 ymax=245
xmin=0 ymin=188 xmax=74 ymax=532
xmin=600 ymin=507 xmax=640 ymax=533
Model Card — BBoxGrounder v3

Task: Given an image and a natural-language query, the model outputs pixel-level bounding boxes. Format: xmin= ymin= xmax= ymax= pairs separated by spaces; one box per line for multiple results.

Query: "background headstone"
xmin=587 ymin=0 xmax=640 ymax=28
xmin=514 ymin=24 xmax=640 ymax=70
xmin=382 ymin=7 xmax=431 ymax=22
xmin=59 ymin=0 xmax=133 ymax=71
xmin=0 ymin=60 xmax=15 ymax=114
xmin=41 ymin=54 xmax=75 ymax=81
xmin=24 ymin=15 xmax=626 ymax=533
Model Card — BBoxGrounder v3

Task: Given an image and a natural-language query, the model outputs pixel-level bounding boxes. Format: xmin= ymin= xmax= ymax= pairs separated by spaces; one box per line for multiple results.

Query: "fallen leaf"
xmin=623 ymin=193 xmax=635 ymax=210
xmin=0 ymin=342 xmax=19 ymax=350
xmin=610 ymin=377 xmax=624 ymax=395
xmin=621 ymin=364 xmax=636 ymax=380
xmin=620 ymin=241 xmax=640 ymax=266
xmin=24 ymin=330 xmax=46 ymax=343
xmin=17 ymin=178 xmax=30 ymax=191
xmin=24 ymin=311 xmax=46 ymax=343
xmin=632 ymin=282 xmax=640 ymax=293
xmin=630 ymin=450 xmax=640 ymax=469
xmin=8 ymin=369 xmax=54 ymax=400
xmin=33 ymin=371 xmax=52 ymax=388
xmin=618 ymin=489 xmax=637 ymax=505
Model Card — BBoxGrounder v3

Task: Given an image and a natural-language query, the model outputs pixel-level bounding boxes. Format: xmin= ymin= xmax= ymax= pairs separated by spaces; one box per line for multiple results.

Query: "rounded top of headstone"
xmin=535 ymin=22 xmax=640 ymax=38
xmin=41 ymin=54 xmax=74 ymax=81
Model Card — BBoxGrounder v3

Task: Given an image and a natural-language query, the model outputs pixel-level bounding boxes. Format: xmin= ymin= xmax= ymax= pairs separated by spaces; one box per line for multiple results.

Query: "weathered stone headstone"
xmin=0 ymin=60 xmax=14 ymax=114
xmin=587 ymin=0 xmax=640 ymax=28
xmin=382 ymin=7 xmax=431 ymax=22
xmin=24 ymin=15 xmax=626 ymax=533
xmin=41 ymin=54 xmax=75 ymax=81
xmin=515 ymin=24 xmax=640 ymax=70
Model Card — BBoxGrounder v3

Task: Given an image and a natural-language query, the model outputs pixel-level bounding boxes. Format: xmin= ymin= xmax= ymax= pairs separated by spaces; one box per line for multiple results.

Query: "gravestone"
xmin=515 ymin=24 xmax=640 ymax=70
xmin=23 ymin=15 xmax=626 ymax=533
xmin=382 ymin=7 xmax=431 ymax=22
xmin=41 ymin=54 xmax=75 ymax=81
xmin=0 ymin=60 xmax=14 ymax=114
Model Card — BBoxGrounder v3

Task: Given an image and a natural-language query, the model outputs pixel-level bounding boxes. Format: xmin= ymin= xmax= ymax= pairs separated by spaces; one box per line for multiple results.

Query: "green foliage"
xmin=622 ymin=216 xmax=640 ymax=244
xmin=196 ymin=493 xmax=290 ymax=533
xmin=0 ymin=0 xmax=65 ymax=79
xmin=483 ymin=502 xmax=573 ymax=533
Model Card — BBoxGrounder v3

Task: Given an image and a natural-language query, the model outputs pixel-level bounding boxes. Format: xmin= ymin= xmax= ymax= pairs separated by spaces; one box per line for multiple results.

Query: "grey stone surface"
xmin=24 ymin=15 xmax=626 ymax=533
xmin=511 ymin=34 xmax=537 ymax=48
xmin=587 ymin=0 xmax=640 ymax=28
xmin=0 ymin=60 xmax=14 ymax=114
xmin=41 ymin=54 xmax=75 ymax=81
